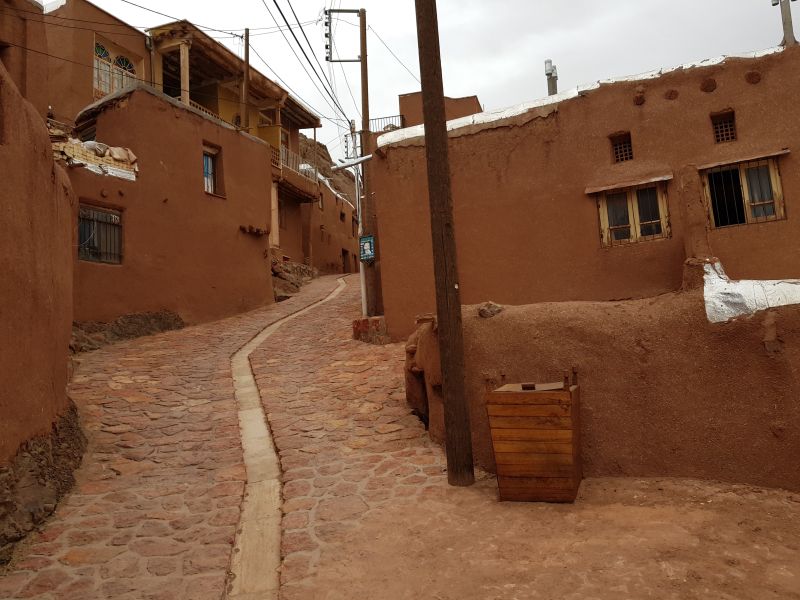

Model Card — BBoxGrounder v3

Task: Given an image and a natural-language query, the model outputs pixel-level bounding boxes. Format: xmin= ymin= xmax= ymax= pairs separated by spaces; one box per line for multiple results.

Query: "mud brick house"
xmin=375 ymin=46 xmax=800 ymax=340
xmin=0 ymin=0 xmax=82 ymax=562
xmin=38 ymin=0 xmax=359 ymax=324
xmin=398 ymin=90 xmax=482 ymax=128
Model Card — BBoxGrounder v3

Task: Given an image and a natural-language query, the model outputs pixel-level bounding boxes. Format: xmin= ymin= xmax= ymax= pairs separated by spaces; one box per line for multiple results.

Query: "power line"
xmin=263 ymin=0 xmax=349 ymax=121
xmin=0 ymin=8 xmax=151 ymax=38
xmin=3 ymin=40 xmax=345 ymax=126
xmin=369 ymin=25 xmax=420 ymax=84
xmin=3 ymin=3 xmax=148 ymax=28
xmin=248 ymin=43 xmax=348 ymax=129
xmin=285 ymin=0 xmax=342 ymax=113
xmin=335 ymin=18 xmax=421 ymax=84
xmin=117 ymin=0 xmax=242 ymax=37
xmin=256 ymin=0 xmax=349 ymax=122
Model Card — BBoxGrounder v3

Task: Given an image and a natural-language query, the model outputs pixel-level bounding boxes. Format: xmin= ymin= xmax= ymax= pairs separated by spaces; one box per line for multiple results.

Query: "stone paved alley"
xmin=3 ymin=275 xmax=800 ymax=599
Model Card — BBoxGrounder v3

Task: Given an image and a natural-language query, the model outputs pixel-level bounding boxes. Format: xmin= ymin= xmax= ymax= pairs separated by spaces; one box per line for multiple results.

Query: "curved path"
xmin=3 ymin=275 xmax=799 ymax=600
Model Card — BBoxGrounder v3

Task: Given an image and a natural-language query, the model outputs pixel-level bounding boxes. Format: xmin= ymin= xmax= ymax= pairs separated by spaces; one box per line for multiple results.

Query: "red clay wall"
xmin=376 ymin=47 xmax=800 ymax=340
xmin=45 ymin=0 xmax=151 ymax=124
xmin=0 ymin=0 xmax=49 ymax=115
xmin=398 ymin=91 xmax=482 ymax=127
xmin=278 ymin=194 xmax=305 ymax=264
xmin=0 ymin=61 xmax=73 ymax=463
xmin=408 ymin=275 xmax=800 ymax=491
xmin=309 ymin=185 xmax=359 ymax=274
xmin=71 ymin=88 xmax=274 ymax=324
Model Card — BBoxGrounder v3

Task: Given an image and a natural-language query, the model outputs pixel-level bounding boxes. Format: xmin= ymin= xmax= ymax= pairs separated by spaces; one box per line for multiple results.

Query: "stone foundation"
xmin=352 ymin=316 xmax=391 ymax=345
xmin=0 ymin=402 xmax=86 ymax=564
xmin=70 ymin=310 xmax=185 ymax=353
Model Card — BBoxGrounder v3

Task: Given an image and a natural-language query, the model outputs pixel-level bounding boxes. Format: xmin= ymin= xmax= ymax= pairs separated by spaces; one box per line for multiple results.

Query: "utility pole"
xmin=773 ymin=0 xmax=797 ymax=46
xmin=414 ymin=0 xmax=475 ymax=487
xmin=242 ymin=28 xmax=250 ymax=129
xmin=325 ymin=8 xmax=380 ymax=317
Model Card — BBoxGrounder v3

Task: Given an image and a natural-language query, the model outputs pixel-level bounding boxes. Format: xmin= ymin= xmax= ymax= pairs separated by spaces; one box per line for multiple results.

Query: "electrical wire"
xmin=261 ymin=0 xmax=349 ymax=121
xmin=368 ymin=25 xmax=421 ymax=84
xmin=335 ymin=18 xmax=421 ymax=84
xmin=247 ymin=43 xmax=349 ymax=129
xmin=0 ymin=8 xmax=151 ymax=38
xmin=3 ymin=40 xmax=346 ymax=126
xmin=117 ymin=0 xmax=242 ymax=37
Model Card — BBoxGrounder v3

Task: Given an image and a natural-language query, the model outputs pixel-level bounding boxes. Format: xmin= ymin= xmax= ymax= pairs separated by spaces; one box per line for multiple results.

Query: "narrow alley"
xmin=4 ymin=276 xmax=797 ymax=600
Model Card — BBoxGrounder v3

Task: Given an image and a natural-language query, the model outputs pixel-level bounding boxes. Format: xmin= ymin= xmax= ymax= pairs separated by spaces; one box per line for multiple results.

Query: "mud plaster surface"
xmin=312 ymin=477 xmax=800 ymax=600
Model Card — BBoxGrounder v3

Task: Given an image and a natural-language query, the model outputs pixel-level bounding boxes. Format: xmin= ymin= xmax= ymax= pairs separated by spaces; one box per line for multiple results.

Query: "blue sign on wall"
xmin=359 ymin=235 xmax=375 ymax=262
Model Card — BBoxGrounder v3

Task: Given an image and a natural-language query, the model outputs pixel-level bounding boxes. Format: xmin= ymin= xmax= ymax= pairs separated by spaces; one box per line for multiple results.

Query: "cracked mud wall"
xmin=375 ymin=46 xmax=800 ymax=341
xmin=0 ymin=60 xmax=83 ymax=561
xmin=407 ymin=267 xmax=800 ymax=491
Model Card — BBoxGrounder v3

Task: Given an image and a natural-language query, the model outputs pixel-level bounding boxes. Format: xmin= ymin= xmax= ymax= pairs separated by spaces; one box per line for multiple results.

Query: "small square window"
xmin=610 ymin=132 xmax=633 ymax=163
xmin=712 ymin=111 xmax=736 ymax=143
xmin=598 ymin=184 xmax=669 ymax=247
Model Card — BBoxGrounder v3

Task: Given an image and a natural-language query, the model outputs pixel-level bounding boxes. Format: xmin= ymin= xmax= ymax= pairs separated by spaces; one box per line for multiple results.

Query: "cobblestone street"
xmin=3 ymin=275 xmax=800 ymax=600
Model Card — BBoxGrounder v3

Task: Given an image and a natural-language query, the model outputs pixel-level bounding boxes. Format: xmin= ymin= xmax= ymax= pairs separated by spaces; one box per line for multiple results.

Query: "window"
xmin=203 ymin=145 xmax=220 ymax=194
xmin=339 ymin=211 xmax=346 ymax=222
xmin=93 ymin=43 xmax=112 ymax=98
xmin=78 ymin=205 xmax=122 ymax=264
xmin=280 ymin=128 xmax=290 ymax=149
xmin=705 ymin=158 xmax=784 ymax=228
xmin=712 ymin=111 xmax=736 ymax=144
xmin=598 ymin=184 xmax=669 ymax=247
xmin=112 ymin=55 xmax=136 ymax=90
xmin=610 ymin=132 xmax=633 ymax=163
xmin=93 ymin=40 xmax=138 ymax=99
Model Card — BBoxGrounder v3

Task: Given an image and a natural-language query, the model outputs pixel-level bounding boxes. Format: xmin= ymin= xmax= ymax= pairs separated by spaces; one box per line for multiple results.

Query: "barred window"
xmin=78 ymin=205 xmax=122 ymax=264
xmin=705 ymin=158 xmax=785 ymax=228
xmin=598 ymin=184 xmax=670 ymax=247
xmin=712 ymin=111 xmax=737 ymax=144
xmin=610 ymin=132 xmax=633 ymax=163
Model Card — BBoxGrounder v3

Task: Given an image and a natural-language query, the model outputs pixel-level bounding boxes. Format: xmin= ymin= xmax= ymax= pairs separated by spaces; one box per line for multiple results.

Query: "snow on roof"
xmin=377 ymin=46 xmax=785 ymax=149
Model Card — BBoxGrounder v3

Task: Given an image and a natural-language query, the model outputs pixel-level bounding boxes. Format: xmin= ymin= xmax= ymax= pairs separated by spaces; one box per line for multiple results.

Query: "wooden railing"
xmin=281 ymin=146 xmax=317 ymax=183
xmin=270 ymin=146 xmax=281 ymax=169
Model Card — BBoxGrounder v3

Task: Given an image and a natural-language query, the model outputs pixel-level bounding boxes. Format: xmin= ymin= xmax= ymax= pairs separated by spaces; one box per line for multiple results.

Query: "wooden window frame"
xmin=597 ymin=183 xmax=670 ymax=247
xmin=704 ymin=158 xmax=785 ymax=229
xmin=203 ymin=146 xmax=218 ymax=195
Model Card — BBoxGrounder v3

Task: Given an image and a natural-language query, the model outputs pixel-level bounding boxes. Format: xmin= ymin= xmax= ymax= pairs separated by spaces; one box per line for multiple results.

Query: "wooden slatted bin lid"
xmin=487 ymin=381 xmax=582 ymax=503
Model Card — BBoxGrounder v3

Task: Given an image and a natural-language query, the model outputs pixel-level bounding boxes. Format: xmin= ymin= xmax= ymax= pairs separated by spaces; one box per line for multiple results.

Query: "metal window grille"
xmin=203 ymin=152 xmax=216 ymax=194
xmin=712 ymin=112 xmax=737 ymax=143
xmin=611 ymin=133 xmax=633 ymax=163
xmin=78 ymin=206 xmax=122 ymax=264
xmin=706 ymin=159 xmax=781 ymax=228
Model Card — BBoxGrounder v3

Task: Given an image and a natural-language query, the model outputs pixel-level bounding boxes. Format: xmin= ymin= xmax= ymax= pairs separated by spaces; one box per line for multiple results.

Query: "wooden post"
xmin=359 ymin=8 xmax=381 ymax=317
xmin=242 ymin=28 xmax=250 ymax=129
xmin=179 ymin=40 xmax=190 ymax=105
xmin=414 ymin=0 xmax=475 ymax=487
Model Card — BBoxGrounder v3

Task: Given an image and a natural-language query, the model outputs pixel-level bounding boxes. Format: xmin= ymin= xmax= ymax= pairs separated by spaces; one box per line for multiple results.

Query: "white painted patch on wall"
xmin=704 ymin=261 xmax=800 ymax=323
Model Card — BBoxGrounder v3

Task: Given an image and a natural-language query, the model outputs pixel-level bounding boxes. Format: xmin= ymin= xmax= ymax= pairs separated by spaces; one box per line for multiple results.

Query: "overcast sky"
xmin=82 ymin=0 xmax=796 ymax=160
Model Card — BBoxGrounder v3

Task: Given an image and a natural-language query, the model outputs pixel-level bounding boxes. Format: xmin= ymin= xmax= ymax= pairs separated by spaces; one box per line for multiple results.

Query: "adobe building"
xmin=38 ymin=0 xmax=359 ymax=324
xmin=0 ymin=3 xmax=83 ymax=562
xmin=374 ymin=46 xmax=800 ymax=340
xmin=398 ymin=90 xmax=482 ymax=128
xmin=69 ymin=85 xmax=278 ymax=324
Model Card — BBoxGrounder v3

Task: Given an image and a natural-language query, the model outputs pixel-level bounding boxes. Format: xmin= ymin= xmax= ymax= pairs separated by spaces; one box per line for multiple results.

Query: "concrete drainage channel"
xmin=226 ymin=277 xmax=347 ymax=599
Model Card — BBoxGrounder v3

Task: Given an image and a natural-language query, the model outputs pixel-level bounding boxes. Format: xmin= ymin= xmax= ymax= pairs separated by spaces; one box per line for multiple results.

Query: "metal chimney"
xmin=545 ymin=59 xmax=558 ymax=96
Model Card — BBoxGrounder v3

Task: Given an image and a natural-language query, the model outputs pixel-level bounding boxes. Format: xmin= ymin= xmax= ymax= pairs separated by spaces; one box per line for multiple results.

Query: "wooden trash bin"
xmin=486 ymin=381 xmax=582 ymax=502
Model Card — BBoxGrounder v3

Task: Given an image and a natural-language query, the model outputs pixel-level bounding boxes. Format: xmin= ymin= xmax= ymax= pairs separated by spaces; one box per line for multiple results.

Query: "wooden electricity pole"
xmin=242 ymin=28 xmax=250 ymax=129
xmin=359 ymin=8 xmax=380 ymax=317
xmin=414 ymin=0 xmax=475 ymax=486
xmin=324 ymin=7 xmax=380 ymax=316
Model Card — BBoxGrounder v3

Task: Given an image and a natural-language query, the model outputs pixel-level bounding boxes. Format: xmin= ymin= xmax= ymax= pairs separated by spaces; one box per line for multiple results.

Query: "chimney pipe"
xmin=545 ymin=59 xmax=558 ymax=96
